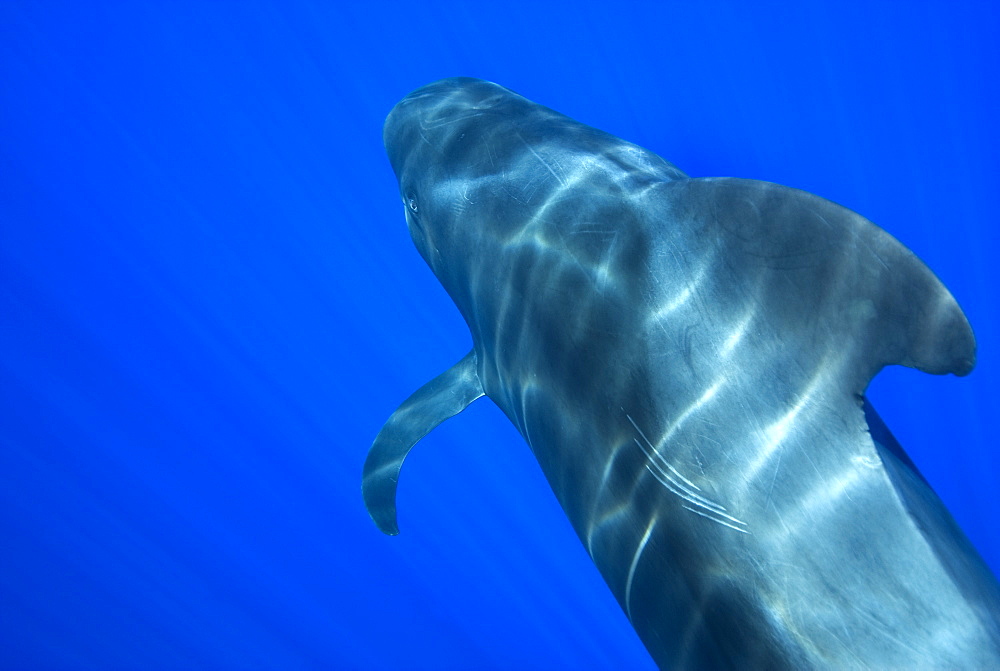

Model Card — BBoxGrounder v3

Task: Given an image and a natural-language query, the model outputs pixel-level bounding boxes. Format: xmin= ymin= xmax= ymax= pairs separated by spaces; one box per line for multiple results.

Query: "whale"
xmin=362 ymin=77 xmax=1000 ymax=669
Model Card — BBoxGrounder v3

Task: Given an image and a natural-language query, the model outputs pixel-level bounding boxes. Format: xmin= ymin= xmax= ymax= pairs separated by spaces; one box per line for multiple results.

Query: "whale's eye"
xmin=406 ymin=194 xmax=418 ymax=213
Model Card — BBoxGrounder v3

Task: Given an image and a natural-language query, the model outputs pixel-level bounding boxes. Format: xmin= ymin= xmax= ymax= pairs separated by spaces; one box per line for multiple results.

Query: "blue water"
xmin=1 ymin=3 xmax=997 ymax=669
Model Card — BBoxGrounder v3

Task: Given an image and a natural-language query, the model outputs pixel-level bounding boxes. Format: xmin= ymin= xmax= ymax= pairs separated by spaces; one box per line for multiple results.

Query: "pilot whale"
xmin=363 ymin=77 xmax=1000 ymax=668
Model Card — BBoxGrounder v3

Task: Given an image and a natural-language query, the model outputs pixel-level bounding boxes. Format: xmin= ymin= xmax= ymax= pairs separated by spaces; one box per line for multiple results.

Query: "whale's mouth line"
xmin=405 ymin=210 xmax=425 ymax=238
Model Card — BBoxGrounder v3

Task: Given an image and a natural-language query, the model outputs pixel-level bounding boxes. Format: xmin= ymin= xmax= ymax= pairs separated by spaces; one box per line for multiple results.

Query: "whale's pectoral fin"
xmin=670 ymin=177 xmax=976 ymax=391
xmin=362 ymin=349 xmax=484 ymax=535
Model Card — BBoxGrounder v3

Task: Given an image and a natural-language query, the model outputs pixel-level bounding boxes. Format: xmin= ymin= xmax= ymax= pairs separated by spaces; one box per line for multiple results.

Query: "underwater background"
xmin=1 ymin=2 xmax=997 ymax=669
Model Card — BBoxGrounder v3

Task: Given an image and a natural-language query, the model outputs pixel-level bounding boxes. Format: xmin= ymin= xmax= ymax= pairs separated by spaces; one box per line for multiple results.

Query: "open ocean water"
xmin=1 ymin=2 xmax=997 ymax=669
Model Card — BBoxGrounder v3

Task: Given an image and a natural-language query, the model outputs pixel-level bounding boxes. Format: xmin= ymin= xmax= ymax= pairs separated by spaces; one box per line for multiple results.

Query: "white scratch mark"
xmin=646 ymin=465 xmax=747 ymax=528
xmin=626 ymin=413 xmax=700 ymax=491
xmin=766 ymin=449 xmax=783 ymax=511
xmin=626 ymin=410 xmax=748 ymax=533
xmin=681 ymin=505 xmax=751 ymax=534
xmin=518 ymin=131 xmax=566 ymax=186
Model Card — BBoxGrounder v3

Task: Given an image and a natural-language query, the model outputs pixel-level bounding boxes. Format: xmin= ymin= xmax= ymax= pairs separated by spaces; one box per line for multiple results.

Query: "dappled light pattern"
xmin=368 ymin=78 xmax=1000 ymax=668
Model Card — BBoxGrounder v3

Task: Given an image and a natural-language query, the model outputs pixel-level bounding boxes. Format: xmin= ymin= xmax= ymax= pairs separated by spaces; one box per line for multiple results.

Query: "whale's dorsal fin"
xmin=362 ymin=350 xmax=484 ymax=535
xmin=666 ymin=177 xmax=976 ymax=392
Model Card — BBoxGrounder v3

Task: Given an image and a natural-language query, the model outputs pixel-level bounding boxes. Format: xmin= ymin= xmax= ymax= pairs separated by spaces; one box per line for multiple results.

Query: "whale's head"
xmin=383 ymin=77 xmax=514 ymax=177
xmin=382 ymin=78 xmax=528 ymax=273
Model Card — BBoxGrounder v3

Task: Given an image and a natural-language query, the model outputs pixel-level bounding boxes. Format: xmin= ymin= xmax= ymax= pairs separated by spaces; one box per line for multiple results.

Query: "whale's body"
xmin=363 ymin=78 xmax=1000 ymax=668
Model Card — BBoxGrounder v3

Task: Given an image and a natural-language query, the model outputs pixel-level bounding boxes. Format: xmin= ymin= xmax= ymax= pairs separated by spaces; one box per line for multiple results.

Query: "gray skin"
xmin=363 ymin=78 xmax=1000 ymax=669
